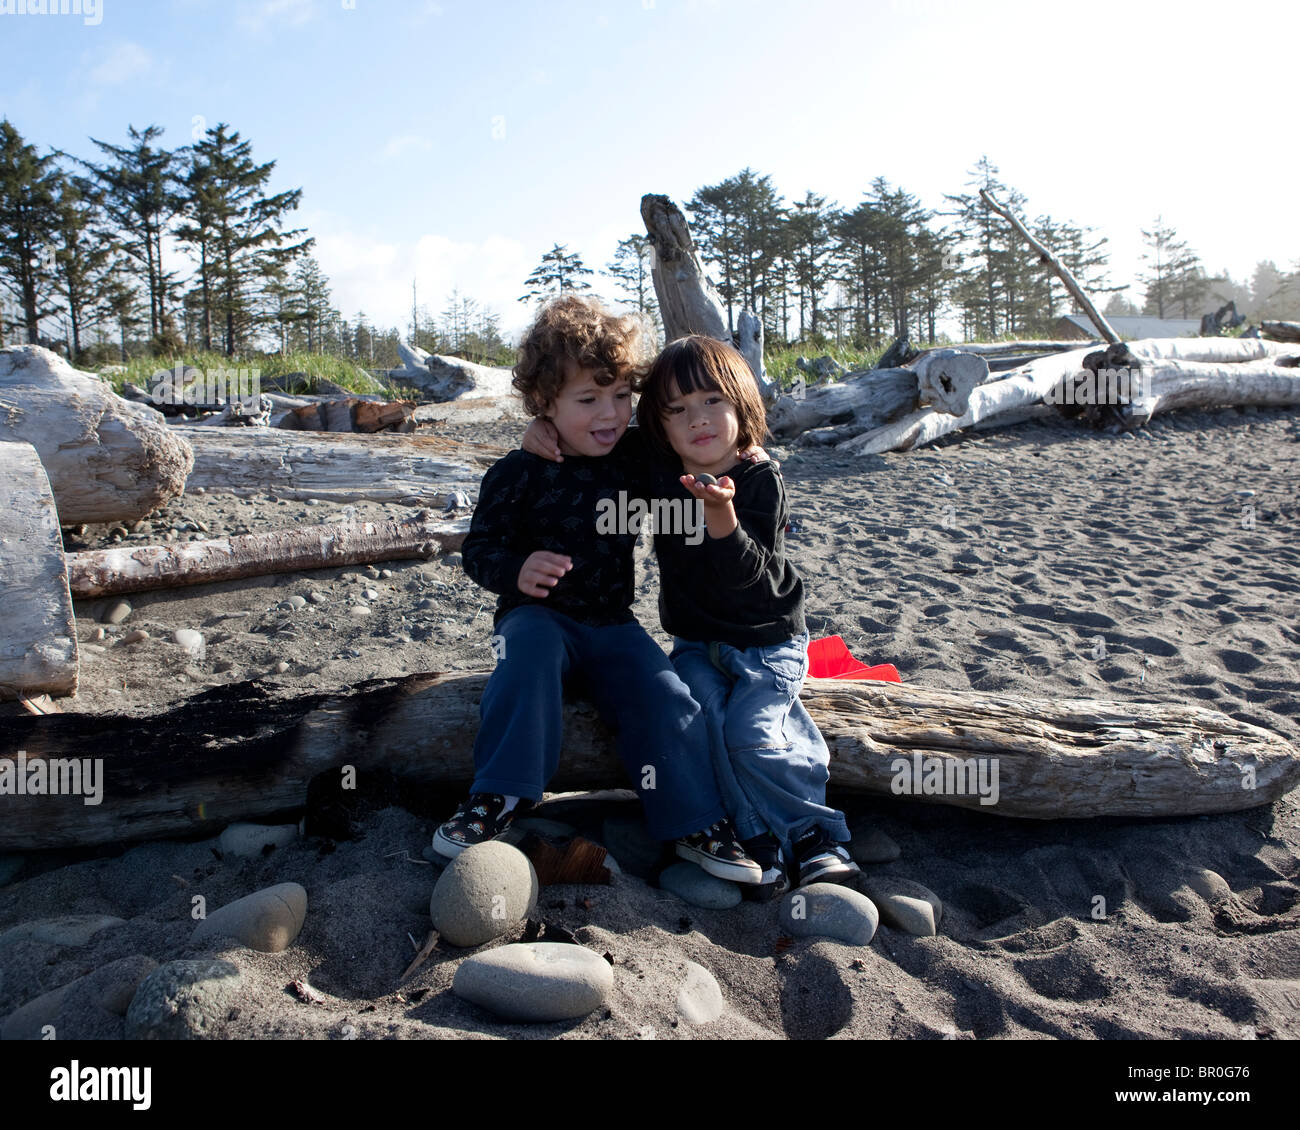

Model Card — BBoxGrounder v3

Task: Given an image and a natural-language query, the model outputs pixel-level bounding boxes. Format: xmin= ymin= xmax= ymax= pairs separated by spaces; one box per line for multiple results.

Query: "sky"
xmin=3 ymin=0 xmax=1298 ymax=340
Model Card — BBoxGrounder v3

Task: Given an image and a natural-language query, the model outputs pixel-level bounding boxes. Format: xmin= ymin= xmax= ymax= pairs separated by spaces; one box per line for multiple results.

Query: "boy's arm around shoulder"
xmin=461 ymin=451 xmax=533 ymax=596
xmin=700 ymin=462 xmax=789 ymax=587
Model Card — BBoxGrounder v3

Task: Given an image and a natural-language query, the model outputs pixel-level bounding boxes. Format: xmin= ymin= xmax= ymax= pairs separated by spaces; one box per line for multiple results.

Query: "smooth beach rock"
xmin=88 ymin=955 xmax=160 ymax=1016
xmin=217 ymin=822 xmax=298 ymax=859
xmin=659 ymin=862 xmax=742 ymax=910
xmin=124 ymin=959 xmax=243 ymax=1040
xmin=860 ymin=876 xmax=943 ymax=937
xmin=676 ymin=960 xmax=724 ymax=1025
xmin=173 ymin=628 xmax=205 ymax=661
xmin=191 ymin=882 xmax=307 ymax=953
xmin=429 ymin=841 xmax=538 ymax=948
xmin=452 ymin=942 xmax=613 ymax=1022
xmin=849 ymin=827 xmax=901 ymax=864
xmin=1186 ymin=868 xmax=1231 ymax=905
xmin=0 ymin=914 xmax=126 ymax=948
xmin=1 ymin=983 xmax=70 ymax=1040
xmin=781 ymin=883 xmax=878 ymax=946
xmin=103 ymin=599 xmax=132 ymax=625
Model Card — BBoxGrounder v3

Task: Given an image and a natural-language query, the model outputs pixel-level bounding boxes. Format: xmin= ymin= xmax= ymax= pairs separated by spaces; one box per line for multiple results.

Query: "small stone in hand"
xmin=693 ymin=473 xmax=718 ymax=487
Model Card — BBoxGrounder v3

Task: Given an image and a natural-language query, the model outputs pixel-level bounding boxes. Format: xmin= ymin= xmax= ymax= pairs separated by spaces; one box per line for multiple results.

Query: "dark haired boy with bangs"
xmin=432 ymin=296 xmax=762 ymax=885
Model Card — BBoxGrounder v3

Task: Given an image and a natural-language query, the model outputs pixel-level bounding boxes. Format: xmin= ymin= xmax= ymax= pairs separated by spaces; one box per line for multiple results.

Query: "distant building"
xmin=1053 ymin=314 xmax=1202 ymax=340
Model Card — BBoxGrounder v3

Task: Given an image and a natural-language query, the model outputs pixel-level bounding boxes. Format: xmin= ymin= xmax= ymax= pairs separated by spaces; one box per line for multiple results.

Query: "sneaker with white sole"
xmin=432 ymin=793 xmax=530 ymax=859
xmin=793 ymin=827 xmax=860 ymax=888
xmin=675 ymin=819 xmax=763 ymax=884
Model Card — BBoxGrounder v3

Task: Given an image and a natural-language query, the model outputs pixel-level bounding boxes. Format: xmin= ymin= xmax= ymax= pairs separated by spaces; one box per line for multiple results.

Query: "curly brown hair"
xmin=636 ymin=335 xmax=770 ymax=456
xmin=513 ymin=294 xmax=653 ymax=417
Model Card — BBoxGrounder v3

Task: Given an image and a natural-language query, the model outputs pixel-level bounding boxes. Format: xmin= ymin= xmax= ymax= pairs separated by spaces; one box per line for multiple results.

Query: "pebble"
xmin=365 ymin=565 xmax=380 ymax=578
xmin=452 ymin=943 xmax=613 ymax=1022
xmin=1 ymin=983 xmax=70 ymax=1040
xmin=103 ymin=599 xmax=132 ymax=625
xmin=417 ymin=597 xmax=436 ymax=610
xmin=363 ymin=587 xmax=379 ymax=601
xmin=273 ymin=660 xmax=290 ymax=674
xmin=693 ymin=473 xmax=718 ymax=486
xmin=285 ymin=595 xmax=308 ymax=610
xmin=173 ymin=628 xmax=205 ymax=661
xmin=659 ymin=862 xmax=742 ymax=909
xmin=121 ymin=629 xmax=149 ymax=645
xmin=349 ymin=604 xmax=371 ymax=617
xmin=0 ymin=914 xmax=126 ymax=948
xmin=429 ymin=841 xmax=538 ymax=948
xmin=217 ymin=822 xmax=298 ymax=859
xmin=88 ymin=626 xmax=106 ymax=642
xmin=676 ymin=960 xmax=724 ymax=1025
xmin=380 ymin=569 xmax=393 ymax=579
xmin=308 ymin=591 xmax=327 ymax=605
xmin=191 ymin=882 xmax=307 ymax=953
xmin=850 ymin=827 xmax=901 ymax=864
xmin=1187 ymin=868 xmax=1231 ymax=905
xmin=124 ymin=959 xmax=243 ymax=1040
xmin=859 ymin=876 xmax=942 ymax=937
xmin=305 ymin=498 xmax=320 ymax=506
xmin=781 ymin=883 xmax=879 ymax=946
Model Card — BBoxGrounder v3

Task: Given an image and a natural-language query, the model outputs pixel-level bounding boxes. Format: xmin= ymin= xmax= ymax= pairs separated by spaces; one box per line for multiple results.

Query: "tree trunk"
xmin=0 ymin=441 xmax=77 ymax=700
xmin=640 ymin=193 xmax=730 ymax=344
xmin=0 ymin=345 xmax=192 ymax=525
xmin=65 ymin=513 xmax=470 ymax=599
xmin=183 ymin=428 xmax=505 ymax=504
xmin=1260 ymin=321 xmax=1300 ymax=343
xmin=2 ymin=672 xmax=1296 ymax=850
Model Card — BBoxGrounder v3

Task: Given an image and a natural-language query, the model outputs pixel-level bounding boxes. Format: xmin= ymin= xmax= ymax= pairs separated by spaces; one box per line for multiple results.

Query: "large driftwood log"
xmin=0 ymin=346 xmax=192 ymax=524
xmin=183 ymin=428 xmax=504 ymax=504
xmin=1261 ymin=321 xmax=1300 ymax=343
xmin=1122 ymin=357 xmax=1300 ymax=424
xmin=64 ymin=514 xmax=470 ymax=599
xmin=0 ymin=441 xmax=77 ymax=700
xmin=767 ymin=367 xmax=918 ymax=439
xmin=980 ymin=188 xmax=1120 ymax=345
xmin=2 ymin=672 xmax=1296 ymax=850
xmin=913 ymin=349 xmax=992 ymax=416
xmin=391 ymin=345 xmax=516 ymax=402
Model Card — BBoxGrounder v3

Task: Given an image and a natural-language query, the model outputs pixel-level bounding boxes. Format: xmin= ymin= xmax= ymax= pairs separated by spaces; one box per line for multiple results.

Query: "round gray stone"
xmin=676 ymin=960 xmax=724 ymax=1025
xmin=453 ymin=942 xmax=612 ymax=1022
xmin=659 ymin=862 xmax=742 ymax=909
xmin=429 ymin=841 xmax=538 ymax=948
xmin=1187 ymin=868 xmax=1231 ymax=905
xmin=217 ymin=822 xmax=298 ymax=859
xmin=859 ymin=876 xmax=942 ymax=937
xmin=781 ymin=883 xmax=879 ymax=946
xmin=850 ymin=827 xmax=901 ymax=864
xmin=103 ymin=599 xmax=132 ymax=625
xmin=191 ymin=882 xmax=307 ymax=953
xmin=1 ymin=983 xmax=70 ymax=1040
xmin=124 ymin=959 xmax=243 ymax=1040
xmin=173 ymin=628 xmax=205 ymax=660
xmin=285 ymin=595 xmax=308 ymax=610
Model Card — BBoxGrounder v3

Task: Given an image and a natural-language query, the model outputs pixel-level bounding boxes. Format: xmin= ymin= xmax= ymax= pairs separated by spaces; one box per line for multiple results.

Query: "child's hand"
xmin=738 ymin=444 xmax=776 ymax=468
xmin=518 ymin=550 xmax=572 ymax=596
xmin=680 ymin=474 xmax=735 ymax=508
xmin=522 ymin=418 xmax=563 ymax=462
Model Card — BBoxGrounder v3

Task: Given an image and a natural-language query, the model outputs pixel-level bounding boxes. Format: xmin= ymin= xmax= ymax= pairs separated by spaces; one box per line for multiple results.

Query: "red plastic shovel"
xmin=807 ymin=635 xmax=900 ymax=682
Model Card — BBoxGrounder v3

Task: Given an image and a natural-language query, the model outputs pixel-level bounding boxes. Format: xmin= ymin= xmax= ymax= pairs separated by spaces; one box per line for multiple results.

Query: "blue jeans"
xmin=471 ymin=605 xmax=727 ymax=841
xmin=669 ymin=632 xmax=849 ymax=855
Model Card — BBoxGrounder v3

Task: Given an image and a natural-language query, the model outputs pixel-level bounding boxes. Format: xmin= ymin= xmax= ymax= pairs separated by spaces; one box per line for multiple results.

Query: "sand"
xmin=2 ymin=404 xmax=1298 ymax=1041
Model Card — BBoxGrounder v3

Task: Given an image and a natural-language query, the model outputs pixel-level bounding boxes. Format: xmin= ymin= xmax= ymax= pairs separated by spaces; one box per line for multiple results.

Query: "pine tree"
xmin=518 ymin=244 xmax=594 ymax=305
xmin=49 ymin=173 xmax=117 ymax=361
xmin=603 ymin=234 xmax=659 ymax=325
xmin=1139 ymin=217 xmax=1205 ymax=319
xmin=292 ymin=256 xmax=333 ymax=352
xmin=0 ymin=119 xmax=62 ymax=343
xmin=787 ymin=191 xmax=838 ymax=338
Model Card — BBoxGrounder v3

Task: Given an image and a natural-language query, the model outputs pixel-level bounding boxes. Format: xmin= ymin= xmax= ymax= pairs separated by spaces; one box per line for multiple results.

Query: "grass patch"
xmin=99 ymin=351 xmax=399 ymax=399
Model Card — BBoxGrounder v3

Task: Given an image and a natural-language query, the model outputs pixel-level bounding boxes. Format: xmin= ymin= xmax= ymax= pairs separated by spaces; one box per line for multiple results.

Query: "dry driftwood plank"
xmin=0 ymin=346 xmax=192 ymax=525
xmin=0 ymin=441 xmax=77 ymax=700
xmin=2 ymin=672 xmax=1296 ymax=850
xmin=980 ymin=188 xmax=1119 ymax=345
xmin=184 ymin=428 xmax=504 ymax=503
xmin=64 ymin=514 xmax=470 ymax=599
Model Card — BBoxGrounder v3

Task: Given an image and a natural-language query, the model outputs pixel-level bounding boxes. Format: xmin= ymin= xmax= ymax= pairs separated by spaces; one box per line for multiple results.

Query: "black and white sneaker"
xmin=741 ymin=833 xmax=789 ymax=902
xmin=675 ymin=819 xmax=763 ymax=884
xmin=432 ymin=793 xmax=530 ymax=860
xmin=793 ymin=828 xmax=860 ymax=888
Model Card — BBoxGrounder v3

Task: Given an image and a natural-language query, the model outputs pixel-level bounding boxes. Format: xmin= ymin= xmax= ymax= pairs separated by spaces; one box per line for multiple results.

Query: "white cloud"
xmin=88 ymin=41 xmax=153 ymax=86
xmin=236 ymin=0 xmax=314 ymax=35
xmin=380 ymin=135 xmax=433 ymax=161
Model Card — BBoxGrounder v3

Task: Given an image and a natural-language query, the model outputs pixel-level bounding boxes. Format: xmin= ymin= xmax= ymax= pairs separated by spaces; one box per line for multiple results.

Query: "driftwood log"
xmin=183 ymin=428 xmax=505 ymax=504
xmin=1261 ymin=321 xmax=1300 ymax=343
xmin=64 ymin=514 xmax=470 ymax=599
xmin=276 ymin=397 xmax=417 ymax=433
xmin=979 ymin=188 xmax=1119 ymax=345
xmin=2 ymin=672 xmax=1296 ymax=850
xmin=0 ymin=441 xmax=77 ymax=700
xmin=0 ymin=345 xmax=192 ymax=525
xmin=391 ymin=344 xmax=516 ymax=402
xmin=913 ymin=348 xmax=992 ymax=416
xmin=767 ymin=367 xmax=918 ymax=439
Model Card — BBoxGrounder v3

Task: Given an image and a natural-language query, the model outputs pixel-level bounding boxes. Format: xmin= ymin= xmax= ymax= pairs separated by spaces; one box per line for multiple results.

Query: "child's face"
xmin=660 ymin=378 xmax=741 ymax=477
xmin=545 ymin=363 xmax=632 ymax=457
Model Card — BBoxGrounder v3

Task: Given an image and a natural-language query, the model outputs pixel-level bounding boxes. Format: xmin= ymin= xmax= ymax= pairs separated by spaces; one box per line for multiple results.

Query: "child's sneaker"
xmin=740 ymin=832 xmax=789 ymax=902
xmin=675 ymin=819 xmax=763 ymax=884
xmin=432 ymin=793 xmax=530 ymax=859
xmin=793 ymin=827 xmax=860 ymax=888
